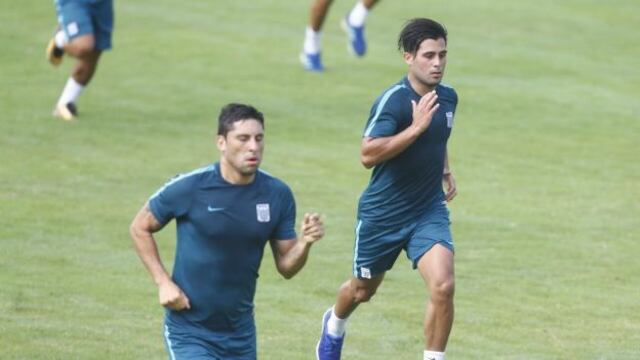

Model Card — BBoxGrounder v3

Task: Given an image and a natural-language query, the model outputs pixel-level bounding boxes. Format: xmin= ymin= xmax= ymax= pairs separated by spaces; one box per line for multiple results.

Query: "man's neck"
xmin=219 ymin=161 xmax=255 ymax=185
xmin=407 ymin=73 xmax=436 ymax=96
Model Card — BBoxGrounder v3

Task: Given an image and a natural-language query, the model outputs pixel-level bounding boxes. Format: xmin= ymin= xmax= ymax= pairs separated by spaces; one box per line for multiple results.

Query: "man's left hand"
xmin=443 ymin=172 xmax=457 ymax=202
xmin=300 ymin=213 xmax=324 ymax=244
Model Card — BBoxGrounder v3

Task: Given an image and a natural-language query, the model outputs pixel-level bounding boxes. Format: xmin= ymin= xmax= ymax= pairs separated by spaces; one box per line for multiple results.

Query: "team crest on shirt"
xmin=256 ymin=203 xmax=270 ymax=222
xmin=446 ymin=111 xmax=454 ymax=128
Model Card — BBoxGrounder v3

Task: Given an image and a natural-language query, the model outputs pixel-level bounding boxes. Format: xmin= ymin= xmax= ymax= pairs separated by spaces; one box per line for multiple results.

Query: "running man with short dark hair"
xmin=130 ymin=103 xmax=324 ymax=359
xmin=316 ymin=18 xmax=458 ymax=360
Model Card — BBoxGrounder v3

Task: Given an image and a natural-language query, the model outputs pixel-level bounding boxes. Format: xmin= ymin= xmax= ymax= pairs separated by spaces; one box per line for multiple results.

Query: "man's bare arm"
xmin=129 ymin=204 xmax=190 ymax=310
xmin=269 ymin=213 xmax=324 ymax=279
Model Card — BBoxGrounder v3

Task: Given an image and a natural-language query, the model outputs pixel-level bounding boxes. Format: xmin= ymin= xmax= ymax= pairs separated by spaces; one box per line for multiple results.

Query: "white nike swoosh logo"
xmin=207 ymin=206 xmax=224 ymax=212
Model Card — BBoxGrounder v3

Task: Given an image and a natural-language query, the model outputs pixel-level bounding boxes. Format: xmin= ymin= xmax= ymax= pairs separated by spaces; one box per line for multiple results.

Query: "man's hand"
xmin=300 ymin=213 xmax=324 ymax=244
xmin=443 ymin=172 xmax=457 ymax=202
xmin=158 ymin=280 xmax=191 ymax=311
xmin=410 ymin=90 xmax=439 ymax=134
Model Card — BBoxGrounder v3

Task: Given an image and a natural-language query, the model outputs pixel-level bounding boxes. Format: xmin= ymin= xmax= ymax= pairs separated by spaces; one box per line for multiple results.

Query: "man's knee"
xmin=432 ymin=278 xmax=455 ymax=301
xmin=72 ymin=44 xmax=95 ymax=58
xmin=67 ymin=35 xmax=95 ymax=58
xmin=353 ymin=285 xmax=377 ymax=303
xmin=341 ymin=280 xmax=376 ymax=303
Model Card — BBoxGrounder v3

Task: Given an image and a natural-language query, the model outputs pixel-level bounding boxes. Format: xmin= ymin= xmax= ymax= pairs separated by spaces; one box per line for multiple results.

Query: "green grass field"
xmin=1 ymin=0 xmax=639 ymax=358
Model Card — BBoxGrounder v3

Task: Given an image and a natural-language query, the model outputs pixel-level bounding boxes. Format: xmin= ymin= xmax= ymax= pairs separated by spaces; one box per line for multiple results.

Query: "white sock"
xmin=57 ymin=77 xmax=84 ymax=107
xmin=348 ymin=1 xmax=369 ymax=27
xmin=54 ymin=30 xmax=67 ymax=48
xmin=424 ymin=350 xmax=445 ymax=360
xmin=326 ymin=306 xmax=347 ymax=337
xmin=303 ymin=26 xmax=321 ymax=54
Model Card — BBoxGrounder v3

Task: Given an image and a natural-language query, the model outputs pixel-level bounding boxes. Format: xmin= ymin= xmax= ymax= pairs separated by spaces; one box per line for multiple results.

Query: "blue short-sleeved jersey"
xmin=358 ymin=77 xmax=458 ymax=226
xmin=148 ymin=163 xmax=296 ymax=332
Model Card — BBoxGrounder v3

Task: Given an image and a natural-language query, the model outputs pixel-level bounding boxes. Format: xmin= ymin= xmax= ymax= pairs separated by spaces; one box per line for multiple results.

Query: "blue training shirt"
xmin=148 ymin=162 xmax=296 ymax=331
xmin=358 ymin=77 xmax=458 ymax=226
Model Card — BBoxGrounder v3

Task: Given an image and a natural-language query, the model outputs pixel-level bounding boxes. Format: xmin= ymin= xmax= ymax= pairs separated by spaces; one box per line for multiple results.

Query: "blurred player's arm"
xmin=129 ymin=203 xmax=190 ymax=310
xmin=269 ymin=213 xmax=324 ymax=279
xmin=361 ymin=90 xmax=439 ymax=168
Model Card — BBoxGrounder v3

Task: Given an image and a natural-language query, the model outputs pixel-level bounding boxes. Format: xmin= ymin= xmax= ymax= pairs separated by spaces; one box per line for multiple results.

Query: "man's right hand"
xmin=158 ymin=280 xmax=191 ymax=310
xmin=410 ymin=90 xmax=439 ymax=134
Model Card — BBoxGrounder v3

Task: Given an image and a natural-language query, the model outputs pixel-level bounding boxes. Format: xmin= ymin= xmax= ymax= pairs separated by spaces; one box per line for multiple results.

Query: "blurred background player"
xmin=46 ymin=0 xmax=114 ymax=121
xmin=300 ymin=0 xmax=379 ymax=72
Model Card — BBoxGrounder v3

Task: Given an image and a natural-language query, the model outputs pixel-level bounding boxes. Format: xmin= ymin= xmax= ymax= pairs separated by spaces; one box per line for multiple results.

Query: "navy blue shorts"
xmin=163 ymin=315 xmax=256 ymax=360
xmin=55 ymin=0 xmax=114 ymax=50
xmin=353 ymin=200 xmax=454 ymax=279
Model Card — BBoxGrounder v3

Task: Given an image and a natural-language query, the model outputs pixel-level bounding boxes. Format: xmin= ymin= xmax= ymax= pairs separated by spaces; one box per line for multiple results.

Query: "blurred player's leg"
xmin=301 ymin=0 xmax=333 ymax=71
xmin=54 ymin=48 xmax=101 ymax=121
xmin=341 ymin=0 xmax=378 ymax=57
xmin=46 ymin=29 xmax=66 ymax=66
xmin=49 ymin=0 xmax=113 ymax=121
xmin=52 ymin=34 xmax=100 ymax=121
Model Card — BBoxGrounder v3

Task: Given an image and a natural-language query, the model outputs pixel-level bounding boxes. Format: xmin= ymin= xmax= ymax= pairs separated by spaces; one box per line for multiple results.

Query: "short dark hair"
xmin=398 ymin=18 xmax=447 ymax=55
xmin=217 ymin=103 xmax=264 ymax=136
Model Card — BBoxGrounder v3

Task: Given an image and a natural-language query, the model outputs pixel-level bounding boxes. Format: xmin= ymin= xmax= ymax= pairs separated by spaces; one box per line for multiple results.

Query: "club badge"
xmin=446 ymin=111 xmax=454 ymax=128
xmin=256 ymin=203 xmax=270 ymax=222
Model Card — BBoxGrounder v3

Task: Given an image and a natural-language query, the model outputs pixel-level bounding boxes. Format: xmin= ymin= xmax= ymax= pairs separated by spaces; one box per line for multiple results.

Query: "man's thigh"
xmin=352 ymin=218 xmax=411 ymax=279
xmin=406 ymin=201 xmax=454 ymax=269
